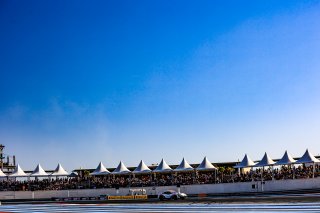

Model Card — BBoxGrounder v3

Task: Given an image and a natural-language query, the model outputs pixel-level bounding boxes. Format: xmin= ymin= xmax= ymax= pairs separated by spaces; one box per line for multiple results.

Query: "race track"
xmin=1 ymin=203 xmax=320 ymax=213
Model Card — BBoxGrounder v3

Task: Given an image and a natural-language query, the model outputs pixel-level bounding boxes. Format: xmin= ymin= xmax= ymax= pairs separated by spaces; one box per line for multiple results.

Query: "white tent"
xmin=275 ymin=150 xmax=297 ymax=180
xmin=234 ymin=154 xmax=256 ymax=168
xmin=133 ymin=160 xmax=151 ymax=174
xmin=153 ymin=159 xmax=173 ymax=173
xmin=0 ymin=169 xmax=6 ymax=177
xmin=254 ymin=152 xmax=276 ymax=167
xmin=296 ymin=149 xmax=320 ymax=164
xmin=196 ymin=157 xmax=217 ymax=171
xmin=296 ymin=149 xmax=320 ymax=178
xmin=174 ymin=158 xmax=194 ymax=172
xmin=30 ymin=164 xmax=49 ymax=177
xmin=275 ymin=151 xmax=296 ymax=165
xmin=9 ymin=164 xmax=27 ymax=177
xmin=112 ymin=161 xmax=131 ymax=174
xmin=90 ymin=162 xmax=110 ymax=175
xmin=50 ymin=163 xmax=69 ymax=176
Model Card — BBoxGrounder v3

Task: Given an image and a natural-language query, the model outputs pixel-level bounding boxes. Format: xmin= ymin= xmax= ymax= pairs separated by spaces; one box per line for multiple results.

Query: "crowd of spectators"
xmin=0 ymin=164 xmax=319 ymax=191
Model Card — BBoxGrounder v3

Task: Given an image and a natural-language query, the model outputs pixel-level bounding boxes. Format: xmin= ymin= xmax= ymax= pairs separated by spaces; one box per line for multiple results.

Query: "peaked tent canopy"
xmin=254 ymin=152 xmax=276 ymax=167
xmin=275 ymin=151 xmax=296 ymax=165
xmin=196 ymin=157 xmax=217 ymax=171
xmin=174 ymin=158 xmax=194 ymax=172
xmin=112 ymin=161 xmax=131 ymax=174
xmin=296 ymin=149 xmax=320 ymax=164
xmin=153 ymin=159 xmax=173 ymax=173
xmin=0 ymin=169 xmax=6 ymax=177
xmin=234 ymin=154 xmax=256 ymax=168
xmin=30 ymin=164 xmax=49 ymax=177
xmin=91 ymin=162 xmax=110 ymax=175
xmin=9 ymin=164 xmax=27 ymax=177
xmin=50 ymin=163 xmax=69 ymax=176
xmin=133 ymin=160 xmax=151 ymax=174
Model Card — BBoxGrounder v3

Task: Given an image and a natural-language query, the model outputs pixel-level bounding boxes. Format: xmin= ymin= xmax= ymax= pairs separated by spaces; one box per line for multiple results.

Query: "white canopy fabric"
xmin=254 ymin=152 xmax=276 ymax=167
xmin=153 ymin=159 xmax=173 ymax=173
xmin=9 ymin=164 xmax=27 ymax=177
xmin=0 ymin=169 xmax=6 ymax=177
xmin=296 ymin=149 xmax=320 ymax=164
xmin=50 ymin=163 xmax=69 ymax=176
xmin=112 ymin=161 xmax=131 ymax=174
xmin=174 ymin=158 xmax=194 ymax=172
xmin=275 ymin=151 xmax=296 ymax=165
xmin=196 ymin=157 xmax=217 ymax=171
xmin=30 ymin=164 xmax=49 ymax=177
xmin=133 ymin=160 xmax=151 ymax=174
xmin=234 ymin=154 xmax=256 ymax=168
xmin=90 ymin=162 xmax=110 ymax=175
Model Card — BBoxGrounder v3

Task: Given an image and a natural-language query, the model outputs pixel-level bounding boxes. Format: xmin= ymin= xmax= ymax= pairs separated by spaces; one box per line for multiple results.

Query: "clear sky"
xmin=1 ymin=0 xmax=320 ymax=172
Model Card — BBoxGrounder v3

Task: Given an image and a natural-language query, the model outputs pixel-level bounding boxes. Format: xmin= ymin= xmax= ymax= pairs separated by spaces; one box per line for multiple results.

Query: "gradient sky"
xmin=1 ymin=0 xmax=320 ymax=172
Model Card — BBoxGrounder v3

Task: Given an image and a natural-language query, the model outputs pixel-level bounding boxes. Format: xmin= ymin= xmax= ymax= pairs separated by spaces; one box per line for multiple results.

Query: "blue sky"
xmin=1 ymin=0 xmax=320 ymax=171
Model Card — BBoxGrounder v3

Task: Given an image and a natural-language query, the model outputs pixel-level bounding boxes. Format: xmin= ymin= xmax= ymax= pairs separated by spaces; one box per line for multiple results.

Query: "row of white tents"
xmin=90 ymin=157 xmax=216 ymax=175
xmin=2 ymin=149 xmax=318 ymax=177
xmin=0 ymin=163 xmax=69 ymax=178
xmin=90 ymin=149 xmax=320 ymax=176
xmin=234 ymin=149 xmax=319 ymax=168
xmin=234 ymin=149 xmax=320 ymax=179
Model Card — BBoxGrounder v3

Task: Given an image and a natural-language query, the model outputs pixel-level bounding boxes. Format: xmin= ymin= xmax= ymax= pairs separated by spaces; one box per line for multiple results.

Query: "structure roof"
xmin=30 ymin=164 xmax=49 ymax=176
xmin=69 ymin=171 xmax=78 ymax=177
xmin=234 ymin=154 xmax=256 ymax=168
xmin=0 ymin=169 xmax=6 ymax=177
xmin=196 ymin=157 xmax=217 ymax=171
xmin=133 ymin=160 xmax=151 ymax=174
xmin=50 ymin=163 xmax=69 ymax=176
xmin=153 ymin=159 xmax=173 ymax=173
xmin=112 ymin=161 xmax=131 ymax=174
xmin=91 ymin=162 xmax=110 ymax=175
xmin=174 ymin=158 xmax=194 ymax=172
xmin=9 ymin=164 xmax=27 ymax=177
xmin=275 ymin=151 xmax=296 ymax=165
xmin=296 ymin=149 xmax=320 ymax=164
xmin=254 ymin=152 xmax=275 ymax=167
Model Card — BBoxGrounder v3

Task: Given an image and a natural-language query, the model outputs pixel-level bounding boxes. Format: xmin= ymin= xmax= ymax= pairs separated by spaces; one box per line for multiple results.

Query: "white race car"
xmin=158 ymin=190 xmax=187 ymax=200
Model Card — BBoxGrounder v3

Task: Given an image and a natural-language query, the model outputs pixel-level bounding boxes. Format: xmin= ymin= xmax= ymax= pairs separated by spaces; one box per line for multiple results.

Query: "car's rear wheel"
xmin=159 ymin=195 xmax=164 ymax=201
xmin=172 ymin=195 xmax=178 ymax=200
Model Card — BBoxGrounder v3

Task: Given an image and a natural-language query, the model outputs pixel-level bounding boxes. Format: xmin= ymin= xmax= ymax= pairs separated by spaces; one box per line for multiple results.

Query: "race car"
xmin=158 ymin=190 xmax=187 ymax=200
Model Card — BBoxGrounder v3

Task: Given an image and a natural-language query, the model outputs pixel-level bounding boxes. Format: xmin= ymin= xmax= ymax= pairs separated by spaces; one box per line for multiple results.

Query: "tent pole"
xmin=261 ymin=166 xmax=264 ymax=192
xmin=232 ymin=168 xmax=234 ymax=183
xmin=292 ymin=164 xmax=295 ymax=179
xmin=214 ymin=169 xmax=217 ymax=184
xmin=313 ymin=162 xmax=315 ymax=178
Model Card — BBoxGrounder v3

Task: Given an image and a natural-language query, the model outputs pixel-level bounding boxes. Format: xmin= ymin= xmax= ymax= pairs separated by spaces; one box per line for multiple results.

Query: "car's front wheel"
xmin=172 ymin=195 xmax=178 ymax=200
xmin=159 ymin=195 xmax=165 ymax=201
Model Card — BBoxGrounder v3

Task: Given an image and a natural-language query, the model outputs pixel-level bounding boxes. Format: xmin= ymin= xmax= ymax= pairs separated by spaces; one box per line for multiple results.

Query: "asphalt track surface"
xmin=1 ymin=192 xmax=320 ymax=212
xmin=1 ymin=203 xmax=320 ymax=212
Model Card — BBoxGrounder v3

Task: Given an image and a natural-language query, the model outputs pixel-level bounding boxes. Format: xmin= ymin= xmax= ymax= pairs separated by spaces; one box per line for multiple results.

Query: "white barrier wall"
xmin=1 ymin=177 xmax=320 ymax=200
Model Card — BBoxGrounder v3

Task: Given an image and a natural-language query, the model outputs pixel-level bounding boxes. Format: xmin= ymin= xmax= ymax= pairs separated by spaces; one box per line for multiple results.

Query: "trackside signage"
xmin=107 ymin=195 xmax=148 ymax=200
